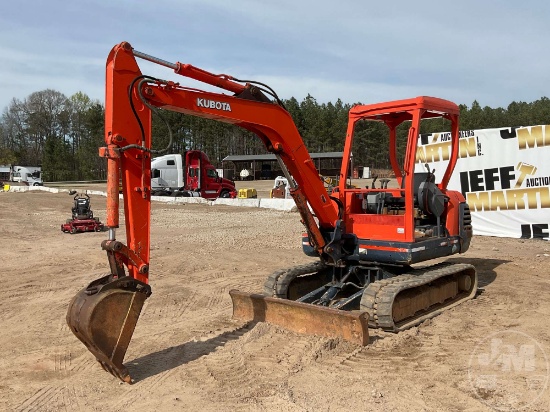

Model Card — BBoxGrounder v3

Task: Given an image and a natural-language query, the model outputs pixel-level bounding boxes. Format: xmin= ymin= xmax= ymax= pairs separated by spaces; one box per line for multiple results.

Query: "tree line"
xmin=1 ymin=89 xmax=549 ymax=181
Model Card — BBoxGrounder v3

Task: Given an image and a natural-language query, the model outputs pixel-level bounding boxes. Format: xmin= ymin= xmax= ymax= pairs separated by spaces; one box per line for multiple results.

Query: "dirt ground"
xmin=1 ymin=182 xmax=549 ymax=412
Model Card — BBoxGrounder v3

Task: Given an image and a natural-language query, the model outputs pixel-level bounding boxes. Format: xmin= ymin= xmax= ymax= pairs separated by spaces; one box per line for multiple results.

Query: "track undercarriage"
xmin=233 ymin=260 xmax=477 ymax=341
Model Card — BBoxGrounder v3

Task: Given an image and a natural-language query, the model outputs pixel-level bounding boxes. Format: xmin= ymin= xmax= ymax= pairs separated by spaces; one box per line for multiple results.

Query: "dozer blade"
xmin=66 ymin=275 xmax=151 ymax=383
xmin=229 ymin=290 xmax=369 ymax=345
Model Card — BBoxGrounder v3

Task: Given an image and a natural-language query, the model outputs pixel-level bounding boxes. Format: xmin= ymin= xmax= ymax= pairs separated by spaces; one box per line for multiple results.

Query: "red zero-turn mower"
xmin=61 ymin=192 xmax=104 ymax=234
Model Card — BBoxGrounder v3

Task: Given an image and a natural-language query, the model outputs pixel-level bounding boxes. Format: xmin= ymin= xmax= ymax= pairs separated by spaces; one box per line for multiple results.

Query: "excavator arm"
xmin=111 ymin=42 xmax=340 ymax=259
xmin=66 ymin=42 xmax=367 ymax=383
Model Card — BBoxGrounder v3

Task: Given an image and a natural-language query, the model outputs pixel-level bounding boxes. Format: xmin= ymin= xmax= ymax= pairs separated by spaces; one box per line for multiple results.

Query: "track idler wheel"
xmin=66 ymin=275 xmax=151 ymax=383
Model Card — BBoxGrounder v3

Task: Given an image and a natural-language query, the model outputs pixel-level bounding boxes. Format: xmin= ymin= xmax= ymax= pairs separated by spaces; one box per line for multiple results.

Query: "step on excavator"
xmin=66 ymin=42 xmax=477 ymax=383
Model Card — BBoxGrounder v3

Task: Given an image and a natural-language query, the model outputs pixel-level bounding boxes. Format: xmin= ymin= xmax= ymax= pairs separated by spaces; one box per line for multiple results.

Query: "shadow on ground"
xmin=127 ymin=322 xmax=253 ymax=382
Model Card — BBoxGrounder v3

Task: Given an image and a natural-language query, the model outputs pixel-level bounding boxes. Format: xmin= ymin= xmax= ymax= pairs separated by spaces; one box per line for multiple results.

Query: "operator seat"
xmin=72 ymin=196 xmax=93 ymax=220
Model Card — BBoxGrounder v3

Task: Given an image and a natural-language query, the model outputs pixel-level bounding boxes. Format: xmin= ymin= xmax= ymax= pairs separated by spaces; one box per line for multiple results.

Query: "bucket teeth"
xmin=66 ymin=275 xmax=151 ymax=383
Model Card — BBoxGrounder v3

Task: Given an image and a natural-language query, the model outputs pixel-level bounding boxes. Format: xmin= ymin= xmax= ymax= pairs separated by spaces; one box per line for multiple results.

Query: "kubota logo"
xmin=197 ymin=98 xmax=232 ymax=111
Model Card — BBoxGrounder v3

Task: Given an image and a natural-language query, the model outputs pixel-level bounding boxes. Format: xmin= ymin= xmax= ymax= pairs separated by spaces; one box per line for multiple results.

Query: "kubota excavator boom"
xmin=67 ymin=42 xmax=477 ymax=383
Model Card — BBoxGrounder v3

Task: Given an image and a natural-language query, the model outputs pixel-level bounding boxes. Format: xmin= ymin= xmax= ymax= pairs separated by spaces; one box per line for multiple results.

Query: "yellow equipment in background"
xmin=237 ymin=188 xmax=257 ymax=198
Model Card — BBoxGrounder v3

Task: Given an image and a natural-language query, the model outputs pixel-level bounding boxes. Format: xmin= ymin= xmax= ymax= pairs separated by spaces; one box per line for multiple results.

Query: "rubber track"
xmin=263 ymin=261 xmax=328 ymax=298
xmin=360 ymin=262 xmax=477 ymax=332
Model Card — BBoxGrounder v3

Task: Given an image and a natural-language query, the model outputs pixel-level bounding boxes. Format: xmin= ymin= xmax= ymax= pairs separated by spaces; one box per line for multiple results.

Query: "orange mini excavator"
xmin=67 ymin=42 xmax=477 ymax=383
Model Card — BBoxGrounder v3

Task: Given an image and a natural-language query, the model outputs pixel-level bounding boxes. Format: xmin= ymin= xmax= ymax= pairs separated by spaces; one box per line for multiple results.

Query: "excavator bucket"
xmin=229 ymin=290 xmax=369 ymax=345
xmin=66 ymin=275 xmax=151 ymax=383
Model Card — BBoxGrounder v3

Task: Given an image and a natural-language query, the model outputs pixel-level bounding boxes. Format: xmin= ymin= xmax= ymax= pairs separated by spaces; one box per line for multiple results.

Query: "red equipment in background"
xmin=61 ymin=192 xmax=104 ymax=234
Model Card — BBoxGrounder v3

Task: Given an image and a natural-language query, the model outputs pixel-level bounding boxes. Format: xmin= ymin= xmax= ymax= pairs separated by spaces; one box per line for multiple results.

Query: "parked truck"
xmin=151 ymin=150 xmax=237 ymax=199
xmin=12 ymin=166 xmax=43 ymax=186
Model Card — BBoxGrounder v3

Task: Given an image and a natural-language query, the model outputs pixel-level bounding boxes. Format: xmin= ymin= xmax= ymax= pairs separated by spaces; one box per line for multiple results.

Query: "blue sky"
xmin=1 ymin=0 xmax=549 ymax=112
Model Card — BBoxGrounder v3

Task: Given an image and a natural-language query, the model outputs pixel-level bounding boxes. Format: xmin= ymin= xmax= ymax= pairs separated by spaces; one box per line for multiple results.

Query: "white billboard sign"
xmin=416 ymin=125 xmax=550 ymax=240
